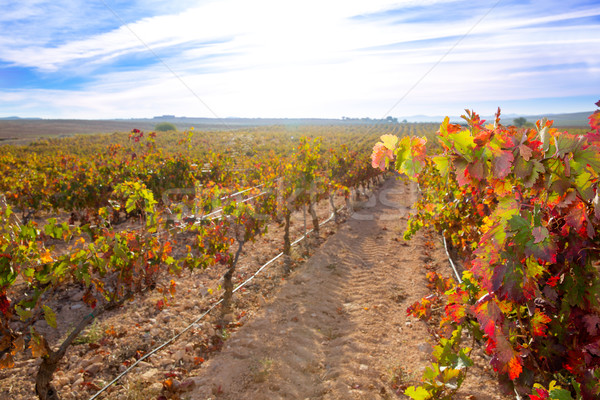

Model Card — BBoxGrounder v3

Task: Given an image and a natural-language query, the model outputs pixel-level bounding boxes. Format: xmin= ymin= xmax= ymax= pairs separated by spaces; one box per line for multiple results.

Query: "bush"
xmin=154 ymin=122 xmax=177 ymax=132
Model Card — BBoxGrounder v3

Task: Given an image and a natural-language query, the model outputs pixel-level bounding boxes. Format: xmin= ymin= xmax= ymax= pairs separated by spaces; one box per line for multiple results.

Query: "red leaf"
xmin=0 ymin=294 xmax=10 ymax=316
xmin=530 ymin=387 xmax=549 ymax=400
xmin=565 ymin=201 xmax=586 ymax=231
xmin=473 ymin=297 xmax=503 ymax=338
xmin=532 ymin=310 xmax=552 ymax=337
xmin=532 ymin=226 xmax=548 ymax=244
xmin=474 ymin=130 xmax=493 ymax=146
xmin=493 ymin=150 xmax=514 ymax=179
xmin=583 ymin=314 xmax=600 ymax=336
xmin=547 ymin=275 xmax=560 ymax=287
xmin=467 ymin=161 xmax=485 ymax=181
xmin=589 ymin=110 xmax=600 ymax=131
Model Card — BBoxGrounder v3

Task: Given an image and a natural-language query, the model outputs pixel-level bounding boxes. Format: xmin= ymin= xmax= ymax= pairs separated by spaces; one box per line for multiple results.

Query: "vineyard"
xmin=0 ymin=122 xmax=441 ymax=400
xmin=2 ymin=105 xmax=598 ymax=400
xmin=375 ymin=101 xmax=600 ymax=399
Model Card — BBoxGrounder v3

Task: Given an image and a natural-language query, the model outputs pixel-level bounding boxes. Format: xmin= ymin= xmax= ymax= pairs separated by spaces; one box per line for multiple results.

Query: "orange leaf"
xmin=508 ymin=355 xmax=522 ymax=380
xmin=40 ymin=249 xmax=53 ymax=264
xmin=0 ymin=353 xmax=14 ymax=369
xmin=29 ymin=333 xmax=48 ymax=358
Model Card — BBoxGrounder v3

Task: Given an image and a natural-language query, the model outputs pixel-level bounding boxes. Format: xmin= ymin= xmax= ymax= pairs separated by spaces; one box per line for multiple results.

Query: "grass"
xmin=72 ymin=320 xmax=104 ymax=345
xmin=120 ymin=379 xmax=162 ymax=400
xmin=249 ymin=357 xmax=273 ymax=383
xmin=387 ymin=363 xmax=419 ymax=395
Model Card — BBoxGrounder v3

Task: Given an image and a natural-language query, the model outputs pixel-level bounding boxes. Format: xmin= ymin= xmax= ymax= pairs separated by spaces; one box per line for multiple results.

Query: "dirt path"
xmin=186 ymin=177 xmax=510 ymax=400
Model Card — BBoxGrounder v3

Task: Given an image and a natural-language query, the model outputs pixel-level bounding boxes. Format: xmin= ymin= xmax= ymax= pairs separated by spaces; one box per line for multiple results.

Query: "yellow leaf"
xmin=493 ymin=180 xmax=513 ymax=197
xmin=40 ymin=250 xmax=53 ymax=264
xmin=380 ymin=134 xmax=398 ymax=150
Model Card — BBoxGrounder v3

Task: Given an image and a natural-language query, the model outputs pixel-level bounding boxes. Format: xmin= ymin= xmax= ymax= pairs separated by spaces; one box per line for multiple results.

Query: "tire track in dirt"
xmin=187 ymin=177 xmax=507 ymax=400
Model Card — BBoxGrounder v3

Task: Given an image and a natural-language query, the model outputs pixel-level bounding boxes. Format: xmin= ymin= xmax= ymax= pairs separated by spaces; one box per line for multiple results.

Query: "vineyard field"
xmin=0 ymin=122 xmax=438 ymax=400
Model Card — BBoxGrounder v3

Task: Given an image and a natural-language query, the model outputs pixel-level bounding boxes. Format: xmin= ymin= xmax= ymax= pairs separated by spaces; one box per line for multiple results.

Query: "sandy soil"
xmin=0 ymin=176 xmax=512 ymax=400
xmin=182 ymin=177 xmax=511 ymax=400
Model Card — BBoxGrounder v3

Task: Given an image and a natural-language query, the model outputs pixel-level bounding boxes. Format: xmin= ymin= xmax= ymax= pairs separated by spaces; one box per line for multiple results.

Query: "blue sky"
xmin=0 ymin=0 xmax=599 ymax=119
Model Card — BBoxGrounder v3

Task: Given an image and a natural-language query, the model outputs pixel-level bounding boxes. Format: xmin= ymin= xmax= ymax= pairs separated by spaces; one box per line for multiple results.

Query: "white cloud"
xmin=0 ymin=0 xmax=599 ymax=118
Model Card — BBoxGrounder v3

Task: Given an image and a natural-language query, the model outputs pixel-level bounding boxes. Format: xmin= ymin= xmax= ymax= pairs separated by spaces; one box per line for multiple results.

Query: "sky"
xmin=0 ymin=0 xmax=599 ymax=119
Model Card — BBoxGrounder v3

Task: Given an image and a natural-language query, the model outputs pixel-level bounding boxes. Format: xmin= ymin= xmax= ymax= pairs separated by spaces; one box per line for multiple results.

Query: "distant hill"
xmin=0 ymin=116 xmax=42 ymax=120
xmin=513 ymin=111 xmax=592 ymax=127
xmin=0 ymin=110 xmax=593 ymax=145
xmin=401 ymin=111 xmax=593 ymax=127
xmin=0 ymin=116 xmax=404 ymax=144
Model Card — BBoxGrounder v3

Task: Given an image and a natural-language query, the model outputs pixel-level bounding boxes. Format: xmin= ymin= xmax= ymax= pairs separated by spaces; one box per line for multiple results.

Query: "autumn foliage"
xmin=374 ymin=101 xmax=600 ymax=399
xmin=1 ymin=124 xmax=386 ymax=399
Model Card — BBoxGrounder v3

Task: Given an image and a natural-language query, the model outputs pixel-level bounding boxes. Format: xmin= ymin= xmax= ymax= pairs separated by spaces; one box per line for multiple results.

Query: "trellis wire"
xmin=87 ymin=205 xmax=343 ymax=400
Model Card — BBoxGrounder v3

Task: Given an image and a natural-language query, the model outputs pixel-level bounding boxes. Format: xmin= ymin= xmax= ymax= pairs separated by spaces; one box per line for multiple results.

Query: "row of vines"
xmin=373 ymin=102 xmax=600 ymax=399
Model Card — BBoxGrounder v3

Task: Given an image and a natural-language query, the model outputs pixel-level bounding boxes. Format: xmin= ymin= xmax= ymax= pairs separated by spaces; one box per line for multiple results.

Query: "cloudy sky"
xmin=1 ymin=0 xmax=599 ymax=119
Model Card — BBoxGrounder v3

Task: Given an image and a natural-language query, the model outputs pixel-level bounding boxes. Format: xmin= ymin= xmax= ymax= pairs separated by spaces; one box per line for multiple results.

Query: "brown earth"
xmin=182 ymin=177 xmax=511 ymax=400
xmin=0 ymin=176 xmax=512 ymax=400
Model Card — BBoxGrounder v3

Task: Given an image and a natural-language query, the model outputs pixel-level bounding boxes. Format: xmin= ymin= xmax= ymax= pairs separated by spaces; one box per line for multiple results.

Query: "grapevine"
xmin=373 ymin=101 xmax=600 ymax=399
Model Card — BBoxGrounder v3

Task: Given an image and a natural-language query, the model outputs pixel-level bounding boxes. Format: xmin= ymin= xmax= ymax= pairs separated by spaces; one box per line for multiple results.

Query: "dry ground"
xmin=183 ymin=177 xmax=511 ymax=400
xmin=0 ymin=176 xmax=512 ymax=400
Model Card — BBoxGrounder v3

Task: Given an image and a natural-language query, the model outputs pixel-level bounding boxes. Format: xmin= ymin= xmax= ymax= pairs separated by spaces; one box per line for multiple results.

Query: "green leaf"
xmin=125 ymin=198 xmax=137 ymax=213
xmin=524 ymin=160 xmax=545 ymax=188
xmin=15 ymin=305 xmax=33 ymax=321
xmin=432 ymin=155 xmax=450 ymax=176
xmin=555 ymin=132 xmax=582 ymax=158
xmin=508 ymin=214 xmax=533 ymax=245
xmin=538 ymin=119 xmax=551 ymax=152
xmin=573 ymin=170 xmax=594 ymax=200
xmin=42 ymin=305 xmax=57 ymax=328
xmin=114 ymin=243 xmax=127 ymax=260
xmin=456 ymin=348 xmax=474 ymax=370
xmin=572 ymin=145 xmax=600 ymax=174
xmin=549 ymin=388 xmax=574 ymax=400
xmin=405 ymin=386 xmax=432 ymax=400
xmin=423 ymin=363 xmax=440 ymax=381
xmin=452 ymin=130 xmax=476 ymax=162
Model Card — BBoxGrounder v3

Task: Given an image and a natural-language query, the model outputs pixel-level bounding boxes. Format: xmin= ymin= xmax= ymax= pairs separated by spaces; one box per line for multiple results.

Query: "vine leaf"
xmin=589 ymin=110 xmax=600 ymax=130
xmin=532 ymin=310 xmax=552 ymax=337
xmin=432 ymin=155 xmax=450 ymax=176
xmin=507 ymin=355 xmax=523 ymax=380
xmin=29 ymin=330 xmax=48 ymax=358
xmin=532 ymin=227 xmax=549 ymax=244
xmin=493 ymin=150 xmax=514 ymax=179
xmin=473 ymin=297 xmax=502 ymax=338
xmin=583 ymin=314 xmax=600 ymax=336
xmin=493 ymin=334 xmax=523 ymax=380
xmin=380 ymin=134 xmax=398 ymax=151
xmin=0 ymin=354 xmax=14 ymax=369
xmin=518 ymin=144 xmax=533 ymax=161
xmin=405 ymin=385 xmax=432 ymax=400
xmin=42 ymin=305 xmax=57 ymax=329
